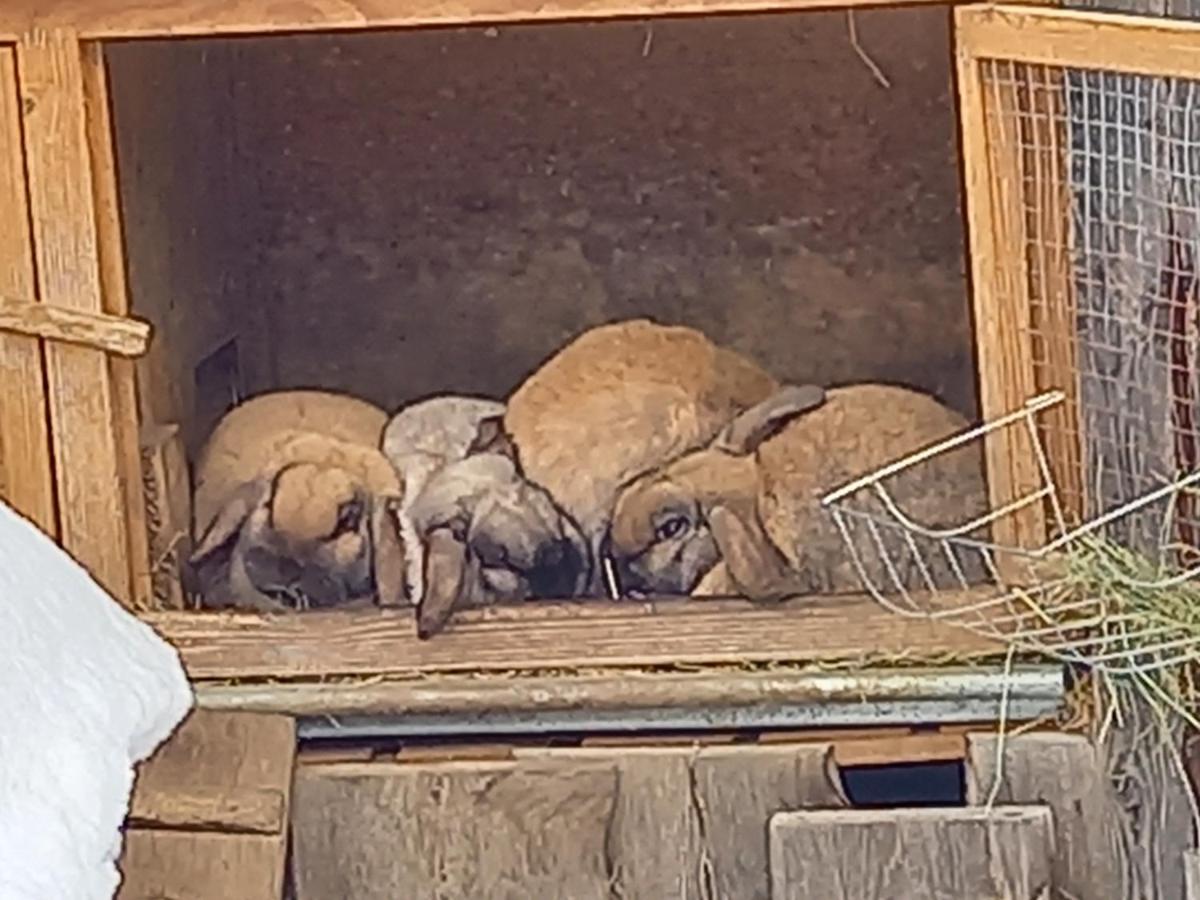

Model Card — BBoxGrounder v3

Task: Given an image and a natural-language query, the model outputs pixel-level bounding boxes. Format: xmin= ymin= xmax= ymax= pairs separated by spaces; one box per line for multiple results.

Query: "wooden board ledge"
xmin=0 ymin=292 xmax=151 ymax=357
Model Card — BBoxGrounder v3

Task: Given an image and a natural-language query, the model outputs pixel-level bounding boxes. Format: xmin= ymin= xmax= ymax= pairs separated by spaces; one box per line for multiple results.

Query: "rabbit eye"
xmin=655 ymin=515 xmax=689 ymax=542
xmin=334 ymin=497 xmax=364 ymax=536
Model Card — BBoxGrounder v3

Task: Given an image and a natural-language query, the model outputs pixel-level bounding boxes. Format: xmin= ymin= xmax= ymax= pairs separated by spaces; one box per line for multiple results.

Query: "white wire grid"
xmin=820 ymin=390 xmax=1200 ymax=677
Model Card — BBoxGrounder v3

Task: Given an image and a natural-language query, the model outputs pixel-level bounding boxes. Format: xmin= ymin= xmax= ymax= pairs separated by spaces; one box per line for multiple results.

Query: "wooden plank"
xmin=292 ymin=759 xmax=619 ymax=900
xmin=293 ymin=744 xmax=846 ymax=900
xmin=768 ymin=806 xmax=1055 ymax=899
xmin=0 ymin=49 xmax=55 ymax=537
xmin=0 ymin=0 xmax=986 ymax=42
xmin=0 ymin=292 xmax=151 ymax=355
xmin=955 ymin=17 xmax=1045 ymax=553
xmin=126 ymin=784 xmax=286 ymax=834
xmin=16 ymin=28 xmax=131 ymax=601
xmin=959 ymin=4 xmax=1200 ymax=84
xmin=147 ymin=592 xmax=1011 ymax=681
xmin=140 ymin=423 xmax=192 ymax=609
xmin=965 ymin=732 xmax=1125 ymax=900
xmin=1185 ymin=850 xmax=1200 ymax=900
xmin=117 ymin=831 xmax=285 ymax=900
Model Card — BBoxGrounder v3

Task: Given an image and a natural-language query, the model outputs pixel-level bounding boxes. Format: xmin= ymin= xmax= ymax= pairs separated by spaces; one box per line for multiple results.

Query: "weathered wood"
xmin=966 ymin=732 xmax=1125 ymax=900
xmin=16 ymin=28 xmax=131 ymax=601
xmin=0 ymin=49 xmax=55 ymax=537
xmin=117 ymin=831 xmax=286 ymax=900
xmin=0 ymin=292 xmax=151 ymax=355
xmin=147 ymin=591 xmax=1010 ymax=681
xmin=292 ymin=759 xmax=618 ymax=900
xmin=768 ymin=806 xmax=1055 ymax=899
xmin=293 ymin=744 xmax=846 ymax=899
xmin=140 ymin=423 xmax=192 ymax=609
xmin=119 ymin=710 xmax=295 ymax=899
xmin=959 ymin=5 xmax=1200 ymax=83
xmin=956 ymin=24 xmax=1045 ymax=553
xmin=0 ymin=0 xmax=995 ymax=42
xmin=1185 ymin=850 xmax=1200 ymax=900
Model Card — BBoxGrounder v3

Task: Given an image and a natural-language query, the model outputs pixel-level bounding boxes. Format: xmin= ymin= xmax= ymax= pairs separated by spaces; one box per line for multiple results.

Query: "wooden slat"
xmin=965 ymin=732 xmax=1125 ymax=900
xmin=118 ymin=831 xmax=286 ymax=900
xmin=148 ymin=592 xmax=1011 ymax=681
xmin=0 ymin=0 xmax=983 ymax=42
xmin=127 ymin=784 xmax=286 ymax=834
xmin=0 ymin=292 xmax=151 ymax=355
xmin=81 ymin=40 xmax=155 ymax=608
xmin=955 ymin=14 xmax=1045 ymax=553
xmin=16 ymin=28 xmax=131 ymax=601
xmin=768 ymin=806 xmax=1055 ymax=899
xmin=959 ymin=4 xmax=1200 ymax=83
xmin=0 ymin=49 xmax=56 ymax=536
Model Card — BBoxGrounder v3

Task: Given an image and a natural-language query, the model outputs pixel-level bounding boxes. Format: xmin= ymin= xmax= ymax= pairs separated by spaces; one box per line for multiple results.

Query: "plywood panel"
xmin=16 ymin=28 xmax=131 ymax=600
xmin=0 ymin=49 xmax=55 ymax=536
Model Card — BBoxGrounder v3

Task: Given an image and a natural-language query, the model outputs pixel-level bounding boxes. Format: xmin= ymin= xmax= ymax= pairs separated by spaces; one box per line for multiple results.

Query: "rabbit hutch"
xmin=5 ymin=0 xmax=1200 ymax=896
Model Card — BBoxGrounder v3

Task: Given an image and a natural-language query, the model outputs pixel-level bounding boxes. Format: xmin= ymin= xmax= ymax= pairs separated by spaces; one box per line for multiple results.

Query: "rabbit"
xmin=404 ymin=424 xmax=592 ymax=639
xmin=606 ymin=382 xmax=991 ymax=602
xmin=382 ymin=394 xmax=507 ymax=603
xmin=504 ymin=318 xmax=780 ymax=593
xmin=187 ymin=390 xmax=408 ymax=612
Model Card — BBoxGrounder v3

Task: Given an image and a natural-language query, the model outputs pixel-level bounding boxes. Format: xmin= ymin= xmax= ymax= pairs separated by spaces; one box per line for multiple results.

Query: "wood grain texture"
xmin=965 ymin=732 xmax=1125 ymax=900
xmin=0 ymin=49 xmax=55 ymax=536
xmin=147 ymin=591 xmax=1010 ymax=680
xmin=16 ymin=28 xmax=131 ymax=601
xmin=1185 ymin=850 xmax=1200 ymax=900
xmin=956 ymin=29 xmax=1045 ymax=554
xmin=117 ymin=831 xmax=286 ymax=900
xmin=0 ymin=0 xmax=973 ymax=41
xmin=140 ymin=423 xmax=192 ymax=609
xmin=768 ymin=806 xmax=1055 ymax=899
xmin=293 ymin=744 xmax=846 ymax=900
xmin=0 ymin=292 xmax=151 ymax=355
xmin=959 ymin=4 xmax=1200 ymax=83
xmin=127 ymin=784 xmax=286 ymax=834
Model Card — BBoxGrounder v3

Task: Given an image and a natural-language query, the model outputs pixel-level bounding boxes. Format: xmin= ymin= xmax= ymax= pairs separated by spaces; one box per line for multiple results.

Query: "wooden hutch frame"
xmin=0 ymin=0 xmax=1170 ymax=726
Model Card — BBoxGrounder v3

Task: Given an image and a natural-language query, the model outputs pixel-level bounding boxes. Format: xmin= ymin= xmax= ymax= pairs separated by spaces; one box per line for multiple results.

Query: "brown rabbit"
xmin=607 ymin=383 xmax=990 ymax=602
xmin=187 ymin=390 xmax=407 ymax=612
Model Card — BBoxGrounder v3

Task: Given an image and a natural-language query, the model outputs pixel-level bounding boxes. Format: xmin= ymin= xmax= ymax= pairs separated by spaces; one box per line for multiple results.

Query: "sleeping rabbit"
xmin=383 ymin=396 xmax=591 ymax=639
xmin=187 ymin=390 xmax=407 ymax=612
xmin=606 ymin=383 xmax=990 ymax=601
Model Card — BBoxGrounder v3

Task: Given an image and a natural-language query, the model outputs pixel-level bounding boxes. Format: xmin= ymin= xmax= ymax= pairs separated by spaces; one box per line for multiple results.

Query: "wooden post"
xmin=16 ymin=28 xmax=132 ymax=602
xmin=768 ymin=806 xmax=1055 ymax=899
xmin=0 ymin=48 xmax=56 ymax=536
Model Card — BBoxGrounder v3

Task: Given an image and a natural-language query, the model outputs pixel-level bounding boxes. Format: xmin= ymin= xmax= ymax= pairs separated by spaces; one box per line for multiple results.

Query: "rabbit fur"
xmin=607 ymin=382 xmax=990 ymax=602
xmin=188 ymin=390 xmax=407 ymax=612
xmin=504 ymin=318 xmax=779 ymax=592
xmin=382 ymin=395 xmax=591 ymax=638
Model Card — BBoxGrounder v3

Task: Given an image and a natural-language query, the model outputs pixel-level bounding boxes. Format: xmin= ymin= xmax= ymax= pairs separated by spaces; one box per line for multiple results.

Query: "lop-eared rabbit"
xmin=188 ymin=390 xmax=407 ymax=612
xmin=383 ymin=395 xmax=590 ymax=639
xmin=504 ymin=318 xmax=780 ymax=593
xmin=607 ymin=383 xmax=990 ymax=602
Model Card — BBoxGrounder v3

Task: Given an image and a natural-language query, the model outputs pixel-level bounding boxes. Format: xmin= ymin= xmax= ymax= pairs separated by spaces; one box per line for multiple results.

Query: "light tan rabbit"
xmin=504 ymin=318 xmax=779 ymax=592
xmin=607 ymin=383 xmax=990 ymax=601
xmin=187 ymin=390 xmax=407 ymax=612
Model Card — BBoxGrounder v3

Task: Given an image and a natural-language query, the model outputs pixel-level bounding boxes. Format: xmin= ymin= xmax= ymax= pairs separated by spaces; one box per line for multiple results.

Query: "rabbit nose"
xmin=528 ymin=539 xmax=582 ymax=598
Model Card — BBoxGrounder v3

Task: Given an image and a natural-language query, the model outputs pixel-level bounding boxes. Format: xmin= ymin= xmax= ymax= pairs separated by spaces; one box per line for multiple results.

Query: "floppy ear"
xmin=371 ymin=497 xmax=409 ymax=608
xmin=713 ymin=384 xmax=826 ymax=456
xmin=467 ymin=415 xmax=521 ymax=467
xmin=416 ymin=527 xmax=471 ymax=640
xmin=707 ymin=504 xmax=800 ymax=603
xmin=189 ymin=479 xmax=268 ymax=565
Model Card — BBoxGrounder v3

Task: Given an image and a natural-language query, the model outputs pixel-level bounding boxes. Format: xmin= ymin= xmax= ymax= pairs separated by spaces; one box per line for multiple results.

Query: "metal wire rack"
xmin=820 ymin=390 xmax=1200 ymax=676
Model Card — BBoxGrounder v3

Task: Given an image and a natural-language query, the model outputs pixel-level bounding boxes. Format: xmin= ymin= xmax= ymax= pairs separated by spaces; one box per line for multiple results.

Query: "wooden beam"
xmin=126 ymin=785 xmax=286 ymax=834
xmin=0 ymin=49 xmax=56 ymax=537
xmin=958 ymin=5 xmax=1200 ymax=83
xmin=769 ymin=806 xmax=1055 ymax=898
xmin=149 ymin=591 xmax=1012 ymax=681
xmin=17 ymin=28 xmax=132 ymax=601
xmin=0 ymin=292 xmax=151 ymax=356
xmin=0 ymin=0 xmax=981 ymax=42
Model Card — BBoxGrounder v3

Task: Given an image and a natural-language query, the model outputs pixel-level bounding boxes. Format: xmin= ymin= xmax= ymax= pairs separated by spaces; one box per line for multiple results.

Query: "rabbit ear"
xmin=416 ymin=527 xmax=471 ymax=639
xmin=713 ymin=384 xmax=826 ymax=456
xmin=190 ymin=479 xmax=268 ymax=565
xmin=371 ymin=497 xmax=409 ymax=608
xmin=467 ymin=415 xmax=521 ymax=467
xmin=707 ymin=504 xmax=799 ymax=602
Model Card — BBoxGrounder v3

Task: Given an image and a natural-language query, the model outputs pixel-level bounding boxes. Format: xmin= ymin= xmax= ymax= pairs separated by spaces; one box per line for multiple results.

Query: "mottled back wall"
xmin=114 ymin=5 xmax=978 ymax=450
